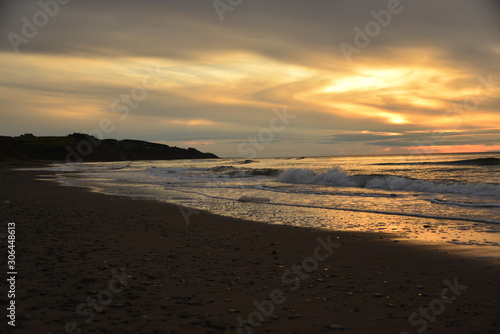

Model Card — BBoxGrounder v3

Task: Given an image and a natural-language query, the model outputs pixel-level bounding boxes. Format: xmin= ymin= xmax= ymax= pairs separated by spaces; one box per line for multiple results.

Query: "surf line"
xmin=163 ymin=187 xmax=500 ymax=225
xmin=261 ymin=201 xmax=500 ymax=225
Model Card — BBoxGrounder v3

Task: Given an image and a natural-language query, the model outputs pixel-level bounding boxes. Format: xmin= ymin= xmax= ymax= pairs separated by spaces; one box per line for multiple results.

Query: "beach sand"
xmin=1 ymin=164 xmax=499 ymax=334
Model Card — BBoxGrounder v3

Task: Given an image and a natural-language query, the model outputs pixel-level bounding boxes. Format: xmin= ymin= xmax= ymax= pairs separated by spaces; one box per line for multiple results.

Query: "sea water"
xmin=38 ymin=153 xmax=500 ymax=247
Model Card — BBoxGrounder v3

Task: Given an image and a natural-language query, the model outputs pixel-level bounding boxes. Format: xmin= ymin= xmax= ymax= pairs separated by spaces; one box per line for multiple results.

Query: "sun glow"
xmin=1 ymin=43 xmax=498 ymax=156
xmin=388 ymin=115 xmax=408 ymax=124
xmin=169 ymin=119 xmax=215 ymax=126
xmin=320 ymin=68 xmax=427 ymax=94
xmin=404 ymin=144 xmax=500 ymax=154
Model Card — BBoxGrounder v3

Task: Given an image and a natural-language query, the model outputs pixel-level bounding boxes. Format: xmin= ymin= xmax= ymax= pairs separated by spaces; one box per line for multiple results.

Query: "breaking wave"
xmin=278 ymin=168 xmax=500 ymax=197
xmin=211 ymin=166 xmax=280 ymax=176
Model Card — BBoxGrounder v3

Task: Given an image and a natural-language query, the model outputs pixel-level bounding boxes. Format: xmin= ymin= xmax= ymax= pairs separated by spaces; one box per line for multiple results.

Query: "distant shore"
xmin=1 ymin=164 xmax=499 ymax=333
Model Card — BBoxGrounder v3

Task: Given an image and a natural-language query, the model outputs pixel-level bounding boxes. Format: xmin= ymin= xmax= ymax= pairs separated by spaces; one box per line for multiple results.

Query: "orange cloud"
xmin=169 ymin=119 xmax=216 ymax=126
xmin=403 ymin=144 xmax=500 ymax=154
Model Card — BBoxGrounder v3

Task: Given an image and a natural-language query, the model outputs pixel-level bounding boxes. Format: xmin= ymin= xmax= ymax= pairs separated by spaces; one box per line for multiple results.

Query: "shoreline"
xmin=34 ymin=161 xmax=500 ymax=259
xmin=1 ymin=165 xmax=499 ymax=333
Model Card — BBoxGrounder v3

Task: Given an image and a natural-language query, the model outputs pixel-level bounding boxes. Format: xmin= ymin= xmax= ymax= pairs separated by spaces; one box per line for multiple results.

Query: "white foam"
xmin=278 ymin=168 xmax=500 ymax=197
xmin=430 ymin=199 xmax=500 ymax=208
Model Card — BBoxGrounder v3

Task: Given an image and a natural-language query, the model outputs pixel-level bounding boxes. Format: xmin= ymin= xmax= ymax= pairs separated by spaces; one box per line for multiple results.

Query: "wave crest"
xmin=278 ymin=168 xmax=500 ymax=197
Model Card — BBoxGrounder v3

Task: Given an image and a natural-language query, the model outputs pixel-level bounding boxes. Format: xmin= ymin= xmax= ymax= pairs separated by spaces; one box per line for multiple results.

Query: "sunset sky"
xmin=1 ymin=0 xmax=499 ymax=157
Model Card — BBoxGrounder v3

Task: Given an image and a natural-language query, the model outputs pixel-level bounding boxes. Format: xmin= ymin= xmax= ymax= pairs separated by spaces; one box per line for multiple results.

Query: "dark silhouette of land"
xmin=0 ymin=133 xmax=218 ymax=162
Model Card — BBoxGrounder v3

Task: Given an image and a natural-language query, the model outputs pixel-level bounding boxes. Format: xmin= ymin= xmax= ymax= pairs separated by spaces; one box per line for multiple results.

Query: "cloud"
xmin=321 ymin=130 xmax=500 ymax=150
xmin=0 ymin=0 xmax=498 ymax=156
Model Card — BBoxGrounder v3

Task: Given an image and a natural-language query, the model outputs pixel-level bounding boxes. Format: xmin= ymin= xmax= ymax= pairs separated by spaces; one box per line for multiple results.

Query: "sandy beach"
xmin=1 ymin=164 xmax=499 ymax=334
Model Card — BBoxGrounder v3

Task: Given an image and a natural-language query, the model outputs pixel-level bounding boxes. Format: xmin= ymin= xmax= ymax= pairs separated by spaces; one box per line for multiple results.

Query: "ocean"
xmin=36 ymin=152 xmax=500 ymax=247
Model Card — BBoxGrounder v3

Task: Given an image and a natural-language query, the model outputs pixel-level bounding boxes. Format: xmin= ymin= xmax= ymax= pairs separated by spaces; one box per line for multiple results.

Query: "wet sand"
xmin=1 ymin=164 xmax=499 ymax=334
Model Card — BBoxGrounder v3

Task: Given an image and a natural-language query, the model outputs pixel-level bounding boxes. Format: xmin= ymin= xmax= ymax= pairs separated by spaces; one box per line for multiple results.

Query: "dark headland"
xmin=0 ymin=134 xmax=218 ymax=162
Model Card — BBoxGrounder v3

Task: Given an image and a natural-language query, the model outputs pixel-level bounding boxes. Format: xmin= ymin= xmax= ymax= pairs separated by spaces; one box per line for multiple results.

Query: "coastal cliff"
xmin=0 ymin=134 xmax=219 ymax=162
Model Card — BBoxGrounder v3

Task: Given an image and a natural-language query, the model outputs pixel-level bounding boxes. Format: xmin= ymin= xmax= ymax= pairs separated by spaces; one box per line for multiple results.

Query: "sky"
xmin=1 ymin=0 xmax=499 ymax=158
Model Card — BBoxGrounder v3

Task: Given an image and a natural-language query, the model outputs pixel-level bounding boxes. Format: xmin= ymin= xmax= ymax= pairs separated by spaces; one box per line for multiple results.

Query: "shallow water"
xmin=26 ymin=153 xmax=500 ymax=248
